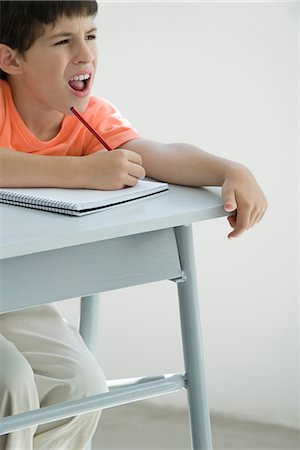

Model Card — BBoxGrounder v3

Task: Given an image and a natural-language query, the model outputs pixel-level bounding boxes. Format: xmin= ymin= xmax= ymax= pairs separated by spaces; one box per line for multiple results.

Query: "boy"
xmin=0 ymin=1 xmax=267 ymax=449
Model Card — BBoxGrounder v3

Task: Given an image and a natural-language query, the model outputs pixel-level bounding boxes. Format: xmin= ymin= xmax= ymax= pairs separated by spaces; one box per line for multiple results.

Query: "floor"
xmin=93 ymin=401 xmax=300 ymax=450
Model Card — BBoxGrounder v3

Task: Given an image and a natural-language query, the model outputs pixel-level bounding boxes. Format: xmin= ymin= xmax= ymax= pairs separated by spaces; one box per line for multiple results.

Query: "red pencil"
xmin=70 ymin=106 xmax=112 ymax=151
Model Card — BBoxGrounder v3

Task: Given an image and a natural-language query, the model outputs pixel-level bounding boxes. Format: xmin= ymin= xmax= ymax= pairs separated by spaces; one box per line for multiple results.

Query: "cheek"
xmin=94 ymin=53 xmax=98 ymax=68
xmin=25 ymin=59 xmax=55 ymax=84
xmin=47 ymin=56 xmax=66 ymax=77
xmin=35 ymin=51 xmax=67 ymax=77
xmin=93 ymin=44 xmax=98 ymax=66
xmin=90 ymin=42 xmax=98 ymax=64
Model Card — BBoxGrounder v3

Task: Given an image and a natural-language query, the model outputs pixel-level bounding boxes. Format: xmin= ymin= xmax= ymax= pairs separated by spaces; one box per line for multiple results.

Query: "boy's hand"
xmin=221 ymin=164 xmax=268 ymax=239
xmin=80 ymin=149 xmax=146 ymax=190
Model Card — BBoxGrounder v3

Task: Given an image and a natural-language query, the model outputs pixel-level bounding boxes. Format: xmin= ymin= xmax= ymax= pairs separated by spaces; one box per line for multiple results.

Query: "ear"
xmin=0 ymin=44 xmax=24 ymax=76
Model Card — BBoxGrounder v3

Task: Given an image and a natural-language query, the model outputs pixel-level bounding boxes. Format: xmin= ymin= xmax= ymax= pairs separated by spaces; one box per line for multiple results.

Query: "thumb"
xmin=224 ymin=201 xmax=237 ymax=212
xmin=222 ymin=189 xmax=237 ymax=212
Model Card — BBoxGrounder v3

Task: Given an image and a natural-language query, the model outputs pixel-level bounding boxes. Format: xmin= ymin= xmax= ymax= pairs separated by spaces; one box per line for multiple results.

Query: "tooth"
xmin=70 ymin=74 xmax=90 ymax=82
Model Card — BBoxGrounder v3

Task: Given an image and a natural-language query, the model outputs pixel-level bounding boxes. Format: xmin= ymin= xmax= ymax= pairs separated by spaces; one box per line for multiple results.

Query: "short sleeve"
xmin=82 ymin=97 xmax=142 ymax=155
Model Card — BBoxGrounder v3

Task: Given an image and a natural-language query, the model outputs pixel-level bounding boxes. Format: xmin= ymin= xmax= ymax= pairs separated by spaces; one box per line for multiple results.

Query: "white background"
xmin=57 ymin=1 xmax=299 ymax=429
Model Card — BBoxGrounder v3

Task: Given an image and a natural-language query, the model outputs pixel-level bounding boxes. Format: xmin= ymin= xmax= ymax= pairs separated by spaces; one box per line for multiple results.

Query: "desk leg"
xmin=80 ymin=294 xmax=101 ymax=450
xmin=175 ymin=225 xmax=213 ymax=450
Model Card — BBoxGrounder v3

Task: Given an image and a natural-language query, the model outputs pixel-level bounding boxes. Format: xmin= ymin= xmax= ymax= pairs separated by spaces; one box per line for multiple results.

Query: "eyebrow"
xmin=48 ymin=27 xmax=98 ymax=40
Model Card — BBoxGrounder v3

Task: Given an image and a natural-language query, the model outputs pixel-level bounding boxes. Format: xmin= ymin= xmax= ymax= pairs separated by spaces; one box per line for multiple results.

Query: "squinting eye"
xmin=86 ymin=35 xmax=97 ymax=40
xmin=54 ymin=39 xmax=69 ymax=46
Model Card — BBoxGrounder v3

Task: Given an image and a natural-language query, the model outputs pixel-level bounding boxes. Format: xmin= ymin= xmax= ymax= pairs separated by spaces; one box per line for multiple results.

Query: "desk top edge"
xmin=0 ymin=185 xmax=227 ymax=259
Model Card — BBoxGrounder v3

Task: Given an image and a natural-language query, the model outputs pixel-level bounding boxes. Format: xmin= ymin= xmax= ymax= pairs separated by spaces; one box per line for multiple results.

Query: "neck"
xmin=9 ymin=78 xmax=64 ymax=141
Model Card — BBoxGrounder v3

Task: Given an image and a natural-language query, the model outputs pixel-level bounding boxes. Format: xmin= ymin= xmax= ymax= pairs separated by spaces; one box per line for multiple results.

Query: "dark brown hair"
xmin=0 ymin=0 xmax=98 ymax=79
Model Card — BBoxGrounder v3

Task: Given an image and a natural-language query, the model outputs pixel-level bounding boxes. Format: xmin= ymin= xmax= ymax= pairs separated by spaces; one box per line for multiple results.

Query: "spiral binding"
xmin=0 ymin=190 xmax=78 ymax=216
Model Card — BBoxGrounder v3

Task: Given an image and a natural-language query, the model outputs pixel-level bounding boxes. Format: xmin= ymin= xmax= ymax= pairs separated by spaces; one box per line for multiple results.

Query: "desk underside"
xmin=0 ymin=228 xmax=182 ymax=313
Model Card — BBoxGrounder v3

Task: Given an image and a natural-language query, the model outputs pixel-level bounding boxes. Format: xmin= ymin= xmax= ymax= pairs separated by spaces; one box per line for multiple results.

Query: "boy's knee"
xmin=0 ymin=338 xmax=39 ymax=414
xmin=72 ymin=353 xmax=108 ymax=399
xmin=47 ymin=349 xmax=108 ymax=405
xmin=0 ymin=340 xmax=34 ymax=393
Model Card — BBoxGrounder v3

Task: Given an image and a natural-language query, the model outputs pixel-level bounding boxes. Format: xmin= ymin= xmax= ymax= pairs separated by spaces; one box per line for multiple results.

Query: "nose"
xmin=73 ymin=39 xmax=94 ymax=65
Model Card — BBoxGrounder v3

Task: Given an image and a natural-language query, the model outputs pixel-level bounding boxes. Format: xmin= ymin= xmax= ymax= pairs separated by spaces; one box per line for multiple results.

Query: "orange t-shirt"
xmin=0 ymin=80 xmax=141 ymax=156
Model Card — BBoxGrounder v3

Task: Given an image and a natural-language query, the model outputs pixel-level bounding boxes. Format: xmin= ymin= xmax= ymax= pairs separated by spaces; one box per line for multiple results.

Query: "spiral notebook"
xmin=0 ymin=180 xmax=169 ymax=216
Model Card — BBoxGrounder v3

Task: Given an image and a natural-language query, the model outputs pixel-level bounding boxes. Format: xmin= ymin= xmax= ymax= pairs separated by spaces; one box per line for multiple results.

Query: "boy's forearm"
xmin=121 ymin=139 xmax=267 ymax=239
xmin=0 ymin=148 xmax=82 ymax=188
xmin=121 ymin=139 xmax=242 ymax=186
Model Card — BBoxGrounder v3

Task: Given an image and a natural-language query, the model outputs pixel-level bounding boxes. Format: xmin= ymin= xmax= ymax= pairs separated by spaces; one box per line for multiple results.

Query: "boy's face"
xmin=15 ymin=15 xmax=98 ymax=115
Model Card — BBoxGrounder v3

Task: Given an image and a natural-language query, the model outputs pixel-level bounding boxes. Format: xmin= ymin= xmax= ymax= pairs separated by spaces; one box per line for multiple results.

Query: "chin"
xmin=62 ymin=97 xmax=90 ymax=116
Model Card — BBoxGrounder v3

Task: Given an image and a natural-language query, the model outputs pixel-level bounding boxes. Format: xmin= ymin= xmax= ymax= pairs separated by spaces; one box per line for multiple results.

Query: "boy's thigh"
xmin=0 ymin=303 xmax=83 ymax=356
xmin=0 ymin=304 xmax=107 ymax=404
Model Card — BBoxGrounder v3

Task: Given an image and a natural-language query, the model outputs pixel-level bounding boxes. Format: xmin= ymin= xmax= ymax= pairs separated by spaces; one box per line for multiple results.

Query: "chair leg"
xmin=175 ymin=225 xmax=213 ymax=450
xmin=80 ymin=294 xmax=101 ymax=450
xmin=80 ymin=294 xmax=101 ymax=355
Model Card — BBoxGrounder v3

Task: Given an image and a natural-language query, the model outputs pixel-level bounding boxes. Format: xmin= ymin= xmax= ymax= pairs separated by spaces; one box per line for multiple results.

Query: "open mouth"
xmin=68 ymin=73 xmax=91 ymax=93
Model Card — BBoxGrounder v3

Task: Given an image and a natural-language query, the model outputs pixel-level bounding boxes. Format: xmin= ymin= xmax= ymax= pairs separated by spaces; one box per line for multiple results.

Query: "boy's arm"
xmin=119 ymin=138 xmax=268 ymax=239
xmin=0 ymin=147 xmax=82 ymax=188
xmin=0 ymin=147 xmax=145 ymax=189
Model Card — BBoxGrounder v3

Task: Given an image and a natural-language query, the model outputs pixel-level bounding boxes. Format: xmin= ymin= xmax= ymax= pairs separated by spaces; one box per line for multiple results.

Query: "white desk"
xmin=0 ymin=184 xmax=227 ymax=450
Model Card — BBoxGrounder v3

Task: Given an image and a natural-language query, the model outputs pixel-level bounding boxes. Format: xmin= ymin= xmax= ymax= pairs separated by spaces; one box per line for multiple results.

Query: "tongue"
xmin=69 ymin=80 xmax=85 ymax=91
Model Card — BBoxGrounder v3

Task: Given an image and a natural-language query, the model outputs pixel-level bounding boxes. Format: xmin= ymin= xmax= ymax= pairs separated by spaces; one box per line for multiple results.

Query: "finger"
xmin=227 ymin=214 xmax=237 ymax=228
xmin=228 ymin=208 xmax=251 ymax=239
xmin=251 ymin=209 xmax=266 ymax=227
xmin=248 ymin=207 xmax=259 ymax=229
xmin=123 ymin=174 xmax=140 ymax=187
xmin=128 ymin=162 xmax=146 ymax=180
xmin=124 ymin=149 xmax=143 ymax=166
xmin=249 ymin=202 xmax=268 ymax=228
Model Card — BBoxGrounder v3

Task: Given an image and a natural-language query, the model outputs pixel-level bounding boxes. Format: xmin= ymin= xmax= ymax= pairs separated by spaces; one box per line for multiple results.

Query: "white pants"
xmin=0 ymin=304 xmax=108 ymax=450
